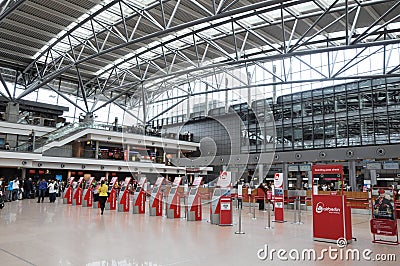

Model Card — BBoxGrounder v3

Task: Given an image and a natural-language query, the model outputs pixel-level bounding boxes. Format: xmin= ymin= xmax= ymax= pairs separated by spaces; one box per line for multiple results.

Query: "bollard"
xmin=148 ymin=191 xmax=151 ymax=214
xmin=295 ymin=196 xmax=304 ymax=225
xmin=248 ymin=196 xmax=251 ymax=214
xmin=163 ymin=192 xmax=167 ymax=217
xmin=235 ymin=202 xmax=245 ymax=234
xmin=292 ymin=197 xmax=297 ymax=224
xmin=252 ymin=196 xmax=256 ymax=220
xmin=265 ymin=199 xmax=272 ymax=229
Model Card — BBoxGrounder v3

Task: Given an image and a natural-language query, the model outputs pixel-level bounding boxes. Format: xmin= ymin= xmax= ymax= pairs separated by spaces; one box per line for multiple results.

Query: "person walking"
xmin=37 ymin=179 xmax=48 ymax=203
xmin=6 ymin=179 xmax=13 ymax=202
xmin=12 ymin=177 xmax=20 ymax=201
xmin=98 ymin=180 xmax=108 ymax=215
xmin=48 ymin=180 xmax=56 ymax=203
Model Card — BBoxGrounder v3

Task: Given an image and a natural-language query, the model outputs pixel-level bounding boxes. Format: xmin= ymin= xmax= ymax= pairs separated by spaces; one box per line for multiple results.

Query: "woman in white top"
xmin=48 ymin=180 xmax=56 ymax=203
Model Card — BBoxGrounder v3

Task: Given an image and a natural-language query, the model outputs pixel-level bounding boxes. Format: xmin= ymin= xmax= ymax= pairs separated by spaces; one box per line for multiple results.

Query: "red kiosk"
xmin=63 ymin=177 xmax=75 ymax=204
xmin=117 ymin=177 xmax=132 ymax=212
xmin=273 ymin=173 xmax=285 ymax=222
xmin=150 ymin=177 xmax=164 ymax=216
xmin=133 ymin=177 xmax=147 ymax=214
xmin=188 ymin=176 xmax=203 ymax=221
xmin=167 ymin=177 xmax=182 ymax=219
xmin=370 ymin=187 xmax=399 ymax=245
xmin=72 ymin=177 xmax=84 ymax=206
xmin=82 ymin=177 xmax=95 ymax=207
xmin=312 ymin=164 xmax=353 ymax=244
xmin=106 ymin=177 xmax=118 ymax=210
xmin=218 ymin=171 xmax=232 ymax=226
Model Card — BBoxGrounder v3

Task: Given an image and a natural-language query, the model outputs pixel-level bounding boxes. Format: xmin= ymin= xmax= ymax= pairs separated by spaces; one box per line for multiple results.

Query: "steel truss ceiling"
xmin=0 ymin=0 xmax=400 ymax=115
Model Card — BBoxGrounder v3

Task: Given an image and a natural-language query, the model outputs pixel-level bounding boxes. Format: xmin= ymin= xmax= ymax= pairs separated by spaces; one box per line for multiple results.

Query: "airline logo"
xmin=315 ymin=202 xmax=341 ymax=215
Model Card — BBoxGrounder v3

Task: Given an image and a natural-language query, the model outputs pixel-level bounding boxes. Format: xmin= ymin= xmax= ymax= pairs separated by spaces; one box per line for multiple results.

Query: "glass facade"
xmin=156 ymin=77 xmax=400 ymax=153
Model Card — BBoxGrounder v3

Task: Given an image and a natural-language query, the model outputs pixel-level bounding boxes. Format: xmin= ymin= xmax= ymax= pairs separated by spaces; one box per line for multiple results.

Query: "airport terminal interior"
xmin=0 ymin=0 xmax=400 ymax=265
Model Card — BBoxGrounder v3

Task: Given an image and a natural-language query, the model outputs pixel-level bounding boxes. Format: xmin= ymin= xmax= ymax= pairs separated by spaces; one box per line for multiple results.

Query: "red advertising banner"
xmin=370 ymin=219 xmax=398 ymax=236
xmin=369 ymin=187 xmax=399 ymax=245
xmin=313 ymin=195 xmax=352 ymax=242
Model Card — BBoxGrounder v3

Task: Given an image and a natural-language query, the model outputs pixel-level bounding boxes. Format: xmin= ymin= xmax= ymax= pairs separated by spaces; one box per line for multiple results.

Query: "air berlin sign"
xmin=315 ymin=202 xmax=341 ymax=215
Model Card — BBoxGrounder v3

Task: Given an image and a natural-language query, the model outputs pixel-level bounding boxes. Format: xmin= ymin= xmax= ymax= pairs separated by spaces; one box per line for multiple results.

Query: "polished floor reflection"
xmin=0 ymin=198 xmax=399 ymax=266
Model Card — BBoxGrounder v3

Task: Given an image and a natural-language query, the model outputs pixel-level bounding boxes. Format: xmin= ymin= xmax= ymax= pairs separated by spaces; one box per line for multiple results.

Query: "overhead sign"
xmin=288 ymin=165 xmax=299 ymax=172
xmin=299 ymin=164 xmax=311 ymax=171
xmin=383 ymin=162 xmax=399 ymax=170
xmin=312 ymin=165 xmax=343 ymax=174
xmin=366 ymin=162 xmax=382 ymax=170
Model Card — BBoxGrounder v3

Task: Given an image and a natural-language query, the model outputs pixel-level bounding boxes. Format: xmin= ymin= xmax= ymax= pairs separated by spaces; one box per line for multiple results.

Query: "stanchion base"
xmin=252 ymin=218 xmax=257 ymax=220
xmin=292 ymin=222 xmax=304 ymax=225
xmin=235 ymin=231 xmax=245 ymax=234
xmin=265 ymin=226 xmax=273 ymax=229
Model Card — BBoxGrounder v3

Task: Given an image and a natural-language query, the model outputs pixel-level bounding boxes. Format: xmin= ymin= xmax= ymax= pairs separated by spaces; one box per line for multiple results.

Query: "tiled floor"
xmin=0 ymin=198 xmax=399 ymax=266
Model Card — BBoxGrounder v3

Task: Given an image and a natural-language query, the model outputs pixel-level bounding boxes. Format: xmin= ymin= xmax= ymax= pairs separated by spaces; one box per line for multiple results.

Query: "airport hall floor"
xmin=0 ymin=198 xmax=399 ymax=266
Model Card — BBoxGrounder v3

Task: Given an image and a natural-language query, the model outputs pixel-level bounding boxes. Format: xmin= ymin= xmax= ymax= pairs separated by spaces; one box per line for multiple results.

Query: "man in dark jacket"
xmin=37 ymin=179 xmax=47 ymax=203
xmin=23 ymin=178 xmax=33 ymax=199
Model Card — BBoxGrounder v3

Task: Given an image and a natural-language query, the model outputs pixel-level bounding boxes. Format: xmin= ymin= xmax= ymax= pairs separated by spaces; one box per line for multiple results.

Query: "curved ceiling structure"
xmin=0 ymin=0 xmax=400 ymax=115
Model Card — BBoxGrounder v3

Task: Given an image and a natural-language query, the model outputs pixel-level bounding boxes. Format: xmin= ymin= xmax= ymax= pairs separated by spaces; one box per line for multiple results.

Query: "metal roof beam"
xmin=0 ymin=0 xmax=26 ymax=22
